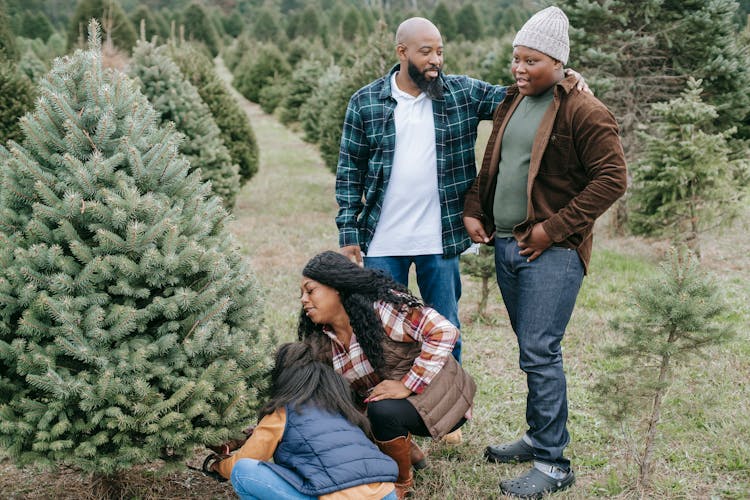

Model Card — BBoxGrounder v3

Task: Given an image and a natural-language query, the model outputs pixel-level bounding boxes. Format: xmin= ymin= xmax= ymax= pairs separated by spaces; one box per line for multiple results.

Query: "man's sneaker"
xmin=484 ymin=438 xmax=534 ymax=463
xmin=499 ymin=467 xmax=575 ymax=499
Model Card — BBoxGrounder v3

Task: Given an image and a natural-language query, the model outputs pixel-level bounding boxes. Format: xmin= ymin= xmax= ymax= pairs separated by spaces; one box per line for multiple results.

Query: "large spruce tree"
xmin=129 ymin=40 xmax=240 ymax=209
xmin=558 ymin=0 xmax=750 ymax=232
xmin=0 ymin=22 xmax=267 ymax=487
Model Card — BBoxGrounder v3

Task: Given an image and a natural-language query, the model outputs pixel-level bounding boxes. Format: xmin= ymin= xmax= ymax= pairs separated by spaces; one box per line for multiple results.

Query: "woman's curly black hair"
xmin=297 ymin=251 xmax=422 ymax=375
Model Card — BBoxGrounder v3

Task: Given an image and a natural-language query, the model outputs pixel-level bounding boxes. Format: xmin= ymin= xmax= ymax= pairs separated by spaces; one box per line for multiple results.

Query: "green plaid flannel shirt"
xmin=335 ymin=65 xmax=507 ymax=258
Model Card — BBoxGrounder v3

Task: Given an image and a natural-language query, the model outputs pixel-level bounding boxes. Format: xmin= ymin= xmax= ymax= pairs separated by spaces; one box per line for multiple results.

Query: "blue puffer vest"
xmin=264 ymin=404 xmax=398 ymax=496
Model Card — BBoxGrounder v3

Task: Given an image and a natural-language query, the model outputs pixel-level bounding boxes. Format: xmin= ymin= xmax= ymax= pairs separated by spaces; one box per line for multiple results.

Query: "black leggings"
xmin=367 ymin=398 xmax=466 ymax=441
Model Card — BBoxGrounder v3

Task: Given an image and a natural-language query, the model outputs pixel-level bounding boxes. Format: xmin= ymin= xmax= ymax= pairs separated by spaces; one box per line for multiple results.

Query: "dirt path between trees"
xmin=215 ymin=58 xmax=340 ymax=341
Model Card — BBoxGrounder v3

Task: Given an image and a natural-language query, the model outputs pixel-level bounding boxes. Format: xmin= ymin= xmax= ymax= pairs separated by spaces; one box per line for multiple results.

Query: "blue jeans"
xmin=231 ymin=459 xmax=398 ymax=500
xmin=364 ymin=254 xmax=462 ymax=362
xmin=494 ymin=237 xmax=584 ymax=470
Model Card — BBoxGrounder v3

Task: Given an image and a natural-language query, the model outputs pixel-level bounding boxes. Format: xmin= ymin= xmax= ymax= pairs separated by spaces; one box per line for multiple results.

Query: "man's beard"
xmin=407 ymin=60 xmax=444 ymax=99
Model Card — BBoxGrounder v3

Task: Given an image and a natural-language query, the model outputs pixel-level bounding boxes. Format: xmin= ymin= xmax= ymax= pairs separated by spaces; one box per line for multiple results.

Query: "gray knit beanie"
xmin=513 ymin=6 xmax=570 ymax=64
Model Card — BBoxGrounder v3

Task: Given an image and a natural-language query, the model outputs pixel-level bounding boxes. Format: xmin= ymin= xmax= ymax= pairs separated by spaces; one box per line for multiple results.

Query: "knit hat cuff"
xmin=513 ymin=30 xmax=569 ymax=64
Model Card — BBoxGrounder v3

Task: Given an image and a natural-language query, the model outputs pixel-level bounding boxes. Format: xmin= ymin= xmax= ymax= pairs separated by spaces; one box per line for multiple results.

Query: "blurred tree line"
xmin=2 ymin=0 xmax=750 ymax=244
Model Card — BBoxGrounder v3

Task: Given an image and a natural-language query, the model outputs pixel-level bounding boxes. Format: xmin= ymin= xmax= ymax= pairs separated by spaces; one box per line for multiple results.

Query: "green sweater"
xmin=493 ymin=88 xmax=553 ymax=236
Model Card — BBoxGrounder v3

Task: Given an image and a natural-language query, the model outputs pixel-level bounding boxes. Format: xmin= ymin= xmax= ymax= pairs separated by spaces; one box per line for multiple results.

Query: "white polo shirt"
xmin=366 ymin=73 xmax=443 ymax=257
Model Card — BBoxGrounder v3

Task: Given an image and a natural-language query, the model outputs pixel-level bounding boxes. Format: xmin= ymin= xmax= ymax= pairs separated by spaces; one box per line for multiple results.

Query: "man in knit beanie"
xmin=464 ymin=6 xmax=627 ymax=498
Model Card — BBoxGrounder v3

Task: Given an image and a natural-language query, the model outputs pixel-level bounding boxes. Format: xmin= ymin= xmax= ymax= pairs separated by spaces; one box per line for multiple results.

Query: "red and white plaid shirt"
xmin=324 ymin=300 xmax=459 ymax=396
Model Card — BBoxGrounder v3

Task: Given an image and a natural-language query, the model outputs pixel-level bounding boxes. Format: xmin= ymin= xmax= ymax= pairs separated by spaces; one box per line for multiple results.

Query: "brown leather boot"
xmin=376 ymin=434 xmax=414 ymax=499
xmin=410 ymin=439 xmax=428 ymax=471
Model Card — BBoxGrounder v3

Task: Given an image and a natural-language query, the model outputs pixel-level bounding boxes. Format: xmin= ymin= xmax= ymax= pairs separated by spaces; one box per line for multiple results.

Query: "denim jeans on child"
xmin=364 ymin=254 xmax=463 ymax=362
xmin=231 ymin=459 xmax=398 ymax=500
xmin=493 ymin=236 xmax=584 ymax=470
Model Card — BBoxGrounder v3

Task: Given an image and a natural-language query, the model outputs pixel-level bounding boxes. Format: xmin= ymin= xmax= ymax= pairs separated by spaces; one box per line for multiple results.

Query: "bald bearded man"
xmin=335 ymin=18 xmax=498 ymax=368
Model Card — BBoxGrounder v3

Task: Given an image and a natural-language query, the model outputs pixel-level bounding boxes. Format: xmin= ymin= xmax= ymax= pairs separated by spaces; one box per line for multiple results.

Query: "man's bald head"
xmin=395 ymin=17 xmax=441 ymax=46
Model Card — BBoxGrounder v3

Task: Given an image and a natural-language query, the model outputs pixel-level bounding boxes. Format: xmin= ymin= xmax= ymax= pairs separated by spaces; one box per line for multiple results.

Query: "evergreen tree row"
xmin=129 ymin=40 xmax=240 ymax=208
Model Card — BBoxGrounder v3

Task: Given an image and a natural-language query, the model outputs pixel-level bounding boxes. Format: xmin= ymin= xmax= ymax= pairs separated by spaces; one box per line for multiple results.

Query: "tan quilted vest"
xmin=380 ymin=337 xmax=476 ymax=439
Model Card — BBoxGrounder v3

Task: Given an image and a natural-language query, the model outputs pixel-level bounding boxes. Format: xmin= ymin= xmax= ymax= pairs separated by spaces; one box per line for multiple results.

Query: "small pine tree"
xmin=168 ymin=42 xmax=259 ymax=184
xmin=279 ymin=59 xmax=325 ymax=126
xmin=455 ymin=4 xmax=482 ymax=41
xmin=16 ymin=45 xmax=48 ymax=82
xmin=67 ymin=0 xmax=137 ymax=52
xmin=129 ymin=40 xmax=240 ymax=209
xmin=129 ymin=5 xmax=168 ymax=43
xmin=629 ymin=78 xmax=750 ymax=256
xmin=299 ymin=64 xmax=344 ymax=145
xmin=223 ymin=34 xmax=253 ymax=72
xmin=233 ymin=43 xmax=291 ymax=104
xmin=460 ymin=244 xmax=495 ymax=319
xmin=341 ymin=7 xmax=363 ymax=40
xmin=432 ymin=2 xmax=457 ymax=41
xmin=0 ymin=0 xmax=19 ymax=62
xmin=252 ymin=8 xmax=280 ymax=43
xmin=258 ymin=73 xmax=288 ymax=115
xmin=0 ymin=61 xmax=36 ymax=144
xmin=19 ymin=11 xmax=54 ymax=42
xmin=287 ymin=5 xmax=321 ymax=40
xmin=222 ymin=10 xmax=243 ymax=38
xmin=594 ymin=248 xmax=735 ymax=489
xmin=45 ymin=33 xmax=68 ymax=60
xmin=317 ymin=21 xmax=393 ymax=171
xmin=0 ymin=22 xmax=268 ymax=495
xmin=181 ymin=2 xmax=221 ymax=57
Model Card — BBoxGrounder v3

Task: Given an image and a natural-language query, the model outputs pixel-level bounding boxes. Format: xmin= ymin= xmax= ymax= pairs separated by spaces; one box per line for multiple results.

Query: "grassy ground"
xmin=1 ymin=71 xmax=748 ymax=499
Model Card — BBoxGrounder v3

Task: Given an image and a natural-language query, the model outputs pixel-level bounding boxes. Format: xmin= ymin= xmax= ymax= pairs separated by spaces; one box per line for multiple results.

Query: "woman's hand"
xmin=364 ymin=380 xmax=412 ymax=402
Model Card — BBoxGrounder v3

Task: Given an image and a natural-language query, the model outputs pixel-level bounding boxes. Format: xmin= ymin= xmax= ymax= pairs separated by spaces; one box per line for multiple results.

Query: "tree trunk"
xmin=687 ymin=193 xmax=701 ymax=259
xmin=478 ymin=276 xmax=490 ymax=318
xmin=638 ymin=348 xmax=672 ymax=489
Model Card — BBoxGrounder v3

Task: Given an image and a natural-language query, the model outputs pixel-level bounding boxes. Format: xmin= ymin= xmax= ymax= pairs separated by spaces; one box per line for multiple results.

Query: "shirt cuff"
xmin=339 ymin=228 xmax=359 ymax=247
xmin=401 ymin=372 xmax=426 ymax=394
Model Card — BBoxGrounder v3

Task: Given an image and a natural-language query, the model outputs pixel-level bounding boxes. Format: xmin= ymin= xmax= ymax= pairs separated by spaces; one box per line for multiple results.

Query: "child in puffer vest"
xmin=207 ymin=342 xmax=398 ymax=500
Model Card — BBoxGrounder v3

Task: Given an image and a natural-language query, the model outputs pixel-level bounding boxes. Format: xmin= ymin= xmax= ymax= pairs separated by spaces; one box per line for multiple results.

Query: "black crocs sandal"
xmin=499 ymin=467 xmax=575 ymax=499
xmin=485 ymin=438 xmax=535 ymax=463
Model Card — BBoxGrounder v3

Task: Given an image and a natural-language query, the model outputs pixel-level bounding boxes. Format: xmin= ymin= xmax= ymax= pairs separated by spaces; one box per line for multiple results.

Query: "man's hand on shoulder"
xmin=564 ymin=68 xmax=592 ymax=95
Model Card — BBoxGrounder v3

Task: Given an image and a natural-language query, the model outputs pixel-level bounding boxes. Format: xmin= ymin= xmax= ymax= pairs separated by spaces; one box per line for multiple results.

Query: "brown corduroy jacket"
xmin=463 ymin=75 xmax=627 ymax=273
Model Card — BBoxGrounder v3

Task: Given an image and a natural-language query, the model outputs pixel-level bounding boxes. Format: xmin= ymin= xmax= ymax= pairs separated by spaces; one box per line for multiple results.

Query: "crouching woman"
xmin=298 ymin=251 xmax=477 ymax=499
xmin=208 ymin=342 xmax=398 ymax=500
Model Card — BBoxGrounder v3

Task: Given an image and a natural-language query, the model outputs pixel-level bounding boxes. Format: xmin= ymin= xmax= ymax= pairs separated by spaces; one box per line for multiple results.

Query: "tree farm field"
xmin=1 ymin=86 xmax=748 ymax=500
xmin=228 ymin=95 xmax=750 ymax=499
